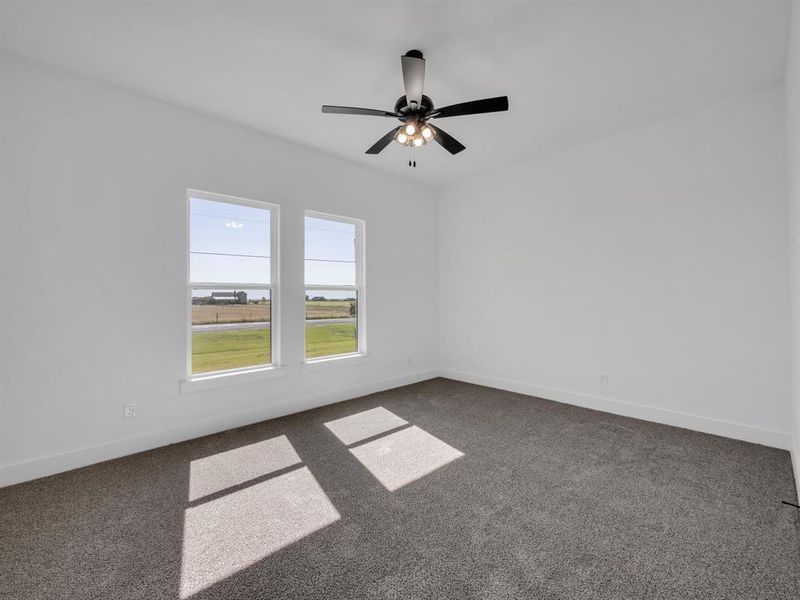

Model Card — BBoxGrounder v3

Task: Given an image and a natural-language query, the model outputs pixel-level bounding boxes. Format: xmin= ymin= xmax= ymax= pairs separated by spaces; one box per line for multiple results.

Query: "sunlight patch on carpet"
xmin=180 ymin=465 xmax=340 ymax=598
xmin=188 ymin=435 xmax=302 ymax=501
xmin=349 ymin=425 xmax=464 ymax=491
xmin=324 ymin=406 xmax=409 ymax=445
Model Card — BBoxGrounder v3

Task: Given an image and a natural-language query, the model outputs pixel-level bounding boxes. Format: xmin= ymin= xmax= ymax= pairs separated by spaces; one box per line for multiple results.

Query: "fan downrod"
xmin=394 ymin=94 xmax=434 ymax=120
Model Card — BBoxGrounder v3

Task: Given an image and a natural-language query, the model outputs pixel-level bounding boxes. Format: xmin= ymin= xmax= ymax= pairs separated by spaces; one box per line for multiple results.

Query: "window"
xmin=304 ymin=211 xmax=365 ymax=360
xmin=187 ymin=190 xmax=278 ymax=377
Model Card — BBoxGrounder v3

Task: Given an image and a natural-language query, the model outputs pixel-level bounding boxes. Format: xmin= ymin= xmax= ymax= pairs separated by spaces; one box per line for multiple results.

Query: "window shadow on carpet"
xmin=185 ymin=394 xmax=470 ymax=599
xmin=179 ymin=436 xmax=341 ymax=598
xmin=325 ymin=407 xmax=465 ymax=491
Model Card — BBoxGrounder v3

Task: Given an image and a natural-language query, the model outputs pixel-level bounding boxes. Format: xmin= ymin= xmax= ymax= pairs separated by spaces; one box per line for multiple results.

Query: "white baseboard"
xmin=439 ymin=368 xmax=792 ymax=450
xmin=0 ymin=369 xmax=438 ymax=488
xmin=3 ymin=367 xmax=793 ymax=488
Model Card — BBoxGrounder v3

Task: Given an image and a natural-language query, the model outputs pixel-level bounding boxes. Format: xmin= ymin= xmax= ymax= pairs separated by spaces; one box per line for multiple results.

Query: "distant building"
xmin=210 ymin=290 xmax=247 ymax=304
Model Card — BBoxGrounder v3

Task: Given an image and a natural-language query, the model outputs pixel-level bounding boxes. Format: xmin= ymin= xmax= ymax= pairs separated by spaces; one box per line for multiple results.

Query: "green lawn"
xmin=305 ymin=322 xmax=357 ymax=359
xmin=192 ymin=322 xmax=356 ymax=374
xmin=192 ymin=328 xmax=271 ymax=374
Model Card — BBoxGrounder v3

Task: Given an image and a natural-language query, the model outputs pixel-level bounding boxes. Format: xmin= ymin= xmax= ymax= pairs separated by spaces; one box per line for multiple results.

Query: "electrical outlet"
xmin=407 ymin=354 xmax=414 ymax=366
xmin=123 ymin=404 xmax=137 ymax=419
xmin=600 ymin=372 xmax=609 ymax=386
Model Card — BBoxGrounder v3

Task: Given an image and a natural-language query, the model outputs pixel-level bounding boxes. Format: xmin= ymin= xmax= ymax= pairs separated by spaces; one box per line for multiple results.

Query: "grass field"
xmin=192 ymin=322 xmax=356 ymax=374
xmin=305 ymin=300 xmax=354 ymax=320
xmin=192 ymin=328 xmax=271 ymax=374
xmin=192 ymin=303 xmax=270 ymax=325
xmin=191 ymin=300 xmax=352 ymax=325
xmin=305 ymin=322 xmax=357 ymax=358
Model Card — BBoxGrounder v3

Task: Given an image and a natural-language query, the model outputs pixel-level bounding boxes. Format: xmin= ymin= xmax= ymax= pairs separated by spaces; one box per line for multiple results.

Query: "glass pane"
xmin=191 ymin=288 xmax=271 ymax=374
xmin=191 ymin=253 xmax=270 ymax=285
xmin=190 ymin=196 xmax=270 ymax=284
xmin=305 ymin=215 xmax=356 ymax=286
xmin=305 ymin=289 xmax=357 ymax=359
xmin=304 ymin=260 xmax=355 ymax=286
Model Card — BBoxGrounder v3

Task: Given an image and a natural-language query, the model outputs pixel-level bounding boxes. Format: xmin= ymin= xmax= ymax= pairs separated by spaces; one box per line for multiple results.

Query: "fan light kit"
xmin=322 ymin=49 xmax=509 ymax=167
xmin=395 ymin=121 xmax=435 ymax=148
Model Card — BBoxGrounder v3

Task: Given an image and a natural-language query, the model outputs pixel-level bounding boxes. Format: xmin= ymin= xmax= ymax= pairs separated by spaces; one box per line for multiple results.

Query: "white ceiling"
xmin=0 ymin=1 xmax=791 ymax=188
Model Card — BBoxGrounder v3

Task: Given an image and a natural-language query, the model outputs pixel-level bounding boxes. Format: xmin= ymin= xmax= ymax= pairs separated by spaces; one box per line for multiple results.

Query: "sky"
xmin=190 ymin=196 xmax=357 ymax=299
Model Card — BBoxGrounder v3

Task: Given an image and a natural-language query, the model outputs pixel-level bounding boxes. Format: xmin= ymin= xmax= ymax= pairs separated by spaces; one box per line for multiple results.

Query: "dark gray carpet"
xmin=2 ymin=378 xmax=799 ymax=599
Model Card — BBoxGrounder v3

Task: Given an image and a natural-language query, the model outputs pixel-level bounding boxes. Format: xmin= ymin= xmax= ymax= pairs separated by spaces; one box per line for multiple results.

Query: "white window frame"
xmin=304 ymin=210 xmax=366 ymax=363
xmin=185 ymin=189 xmax=281 ymax=383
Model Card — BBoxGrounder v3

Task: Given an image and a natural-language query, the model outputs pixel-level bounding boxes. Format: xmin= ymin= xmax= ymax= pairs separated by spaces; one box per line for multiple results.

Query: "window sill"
xmin=302 ymin=353 xmax=369 ymax=373
xmin=180 ymin=365 xmax=286 ymax=394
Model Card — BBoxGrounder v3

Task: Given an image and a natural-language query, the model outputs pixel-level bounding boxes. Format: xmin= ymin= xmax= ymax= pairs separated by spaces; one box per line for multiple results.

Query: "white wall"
xmin=787 ymin=0 xmax=800 ymax=497
xmin=0 ymin=53 xmax=438 ymax=486
xmin=438 ymin=87 xmax=792 ymax=449
xmin=1 ymin=49 xmax=794 ymax=488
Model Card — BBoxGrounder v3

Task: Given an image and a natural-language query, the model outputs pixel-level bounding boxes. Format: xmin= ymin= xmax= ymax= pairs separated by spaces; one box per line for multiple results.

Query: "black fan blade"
xmin=432 ymin=126 xmax=466 ymax=155
xmin=401 ymin=50 xmax=425 ymax=107
xmin=428 ymin=96 xmax=508 ymax=119
xmin=322 ymin=105 xmax=398 ymax=117
xmin=366 ymin=128 xmax=400 ymax=154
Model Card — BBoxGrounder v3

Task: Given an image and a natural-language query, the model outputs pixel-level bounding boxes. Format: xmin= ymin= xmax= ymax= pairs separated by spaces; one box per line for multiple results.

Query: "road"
xmin=192 ymin=318 xmax=355 ymax=332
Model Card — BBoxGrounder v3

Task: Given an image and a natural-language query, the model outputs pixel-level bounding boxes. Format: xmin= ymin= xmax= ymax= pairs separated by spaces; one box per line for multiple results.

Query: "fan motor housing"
xmin=394 ymin=94 xmax=434 ymax=119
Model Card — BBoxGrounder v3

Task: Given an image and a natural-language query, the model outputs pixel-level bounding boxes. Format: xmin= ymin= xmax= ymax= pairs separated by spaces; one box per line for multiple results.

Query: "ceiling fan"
xmin=321 ymin=50 xmax=509 ymax=166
